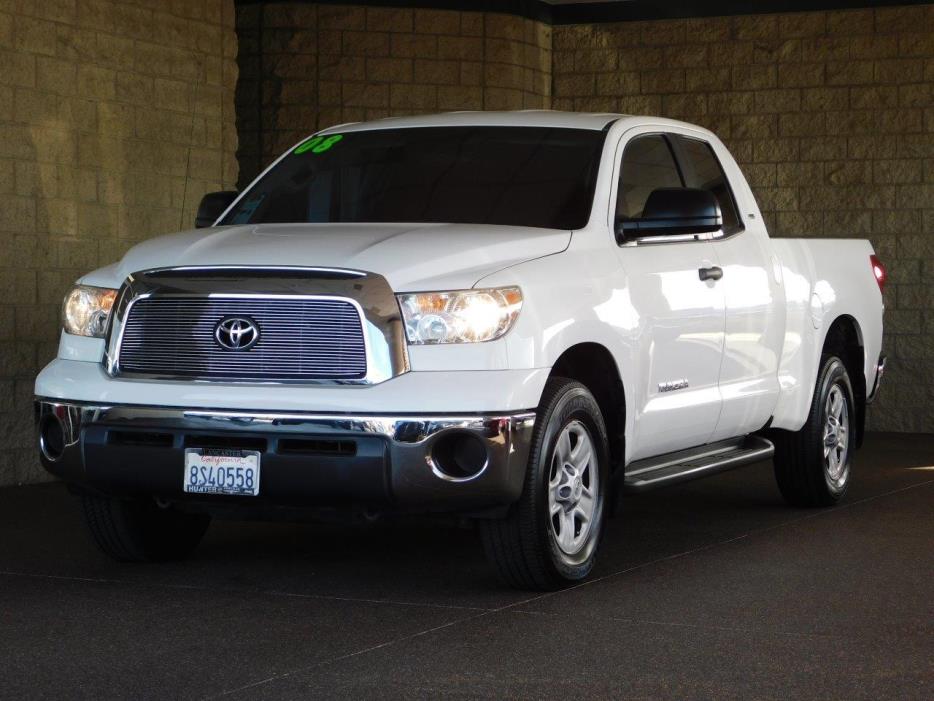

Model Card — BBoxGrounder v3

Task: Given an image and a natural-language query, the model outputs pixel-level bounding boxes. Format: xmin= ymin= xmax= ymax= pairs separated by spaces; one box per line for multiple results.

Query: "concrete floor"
xmin=1 ymin=433 xmax=932 ymax=699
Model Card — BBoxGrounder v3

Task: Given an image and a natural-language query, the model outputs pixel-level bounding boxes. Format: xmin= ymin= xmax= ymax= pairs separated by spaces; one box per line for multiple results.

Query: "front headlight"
xmin=62 ymin=285 xmax=117 ymax=338
xmin=397 ymin=287 xmax=522 ymax=344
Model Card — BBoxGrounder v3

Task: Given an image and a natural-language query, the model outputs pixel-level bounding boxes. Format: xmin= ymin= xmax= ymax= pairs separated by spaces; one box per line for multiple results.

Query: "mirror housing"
xmin=195 ymin=191 xmax=238 ymax=228
xmin=617 ymin=187 xmax=721 ymax=240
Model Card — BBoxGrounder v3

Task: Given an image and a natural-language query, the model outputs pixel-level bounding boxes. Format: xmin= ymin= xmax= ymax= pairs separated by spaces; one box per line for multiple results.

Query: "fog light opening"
xmin=430 ymin=432 xmax=489 ymax=482
xmin=39 ymin=415 xmax=66 ymax=462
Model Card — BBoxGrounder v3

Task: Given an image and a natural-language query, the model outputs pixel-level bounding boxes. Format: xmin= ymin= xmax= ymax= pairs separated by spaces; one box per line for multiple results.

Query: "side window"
xmin=616 ymin=134 xmax=683 ymax=221
xmin=674 ymin=136 xmax=741 ymax=233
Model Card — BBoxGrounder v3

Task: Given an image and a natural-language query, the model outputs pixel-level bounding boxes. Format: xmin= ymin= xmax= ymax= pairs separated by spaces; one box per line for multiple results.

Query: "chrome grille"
xmin=117 ymin=296 xmax=367 ymax=381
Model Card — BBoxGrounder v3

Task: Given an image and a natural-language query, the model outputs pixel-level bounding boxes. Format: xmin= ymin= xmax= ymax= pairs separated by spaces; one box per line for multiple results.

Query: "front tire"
xmin=480 ymin=378 xmax=609 ymax=590
xmin=772 ymin=355 xmax=856 ymax=507
xmin=81 ymin=494 xmax=210 ymax=562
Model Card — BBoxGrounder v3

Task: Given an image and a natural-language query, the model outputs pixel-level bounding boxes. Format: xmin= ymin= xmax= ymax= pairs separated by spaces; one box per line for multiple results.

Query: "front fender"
xmin=479 ymin=245 xmax=638 ymax=458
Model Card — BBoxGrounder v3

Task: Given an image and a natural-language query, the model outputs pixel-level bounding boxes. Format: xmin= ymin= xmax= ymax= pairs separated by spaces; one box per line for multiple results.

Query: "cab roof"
xmin=318 ymin=110 xmax=626 ymax=134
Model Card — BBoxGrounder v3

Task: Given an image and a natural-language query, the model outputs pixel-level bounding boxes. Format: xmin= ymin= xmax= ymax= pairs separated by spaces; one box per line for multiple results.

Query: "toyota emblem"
xmin=214 ymin=317 xmax=260 ymax=351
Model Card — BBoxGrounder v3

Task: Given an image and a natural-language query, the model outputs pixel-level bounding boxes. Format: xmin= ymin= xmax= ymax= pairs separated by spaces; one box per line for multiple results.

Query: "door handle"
xmin=698 ymin=266 xmax=723 ymax=282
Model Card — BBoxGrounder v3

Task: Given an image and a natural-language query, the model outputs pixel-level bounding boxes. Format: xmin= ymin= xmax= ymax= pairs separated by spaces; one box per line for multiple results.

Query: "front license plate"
xmin=183 ymin=448 xmax=261 ymax=496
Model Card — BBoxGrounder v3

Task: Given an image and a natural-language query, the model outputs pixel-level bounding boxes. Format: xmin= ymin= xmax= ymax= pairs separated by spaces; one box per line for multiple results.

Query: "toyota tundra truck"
xmin=35 ymin=111 xmax=886 ymax=590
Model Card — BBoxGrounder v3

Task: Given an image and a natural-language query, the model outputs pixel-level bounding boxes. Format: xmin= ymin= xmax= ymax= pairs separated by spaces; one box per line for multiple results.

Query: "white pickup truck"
xmin=35 ymin=111 xmax=886 ymax=589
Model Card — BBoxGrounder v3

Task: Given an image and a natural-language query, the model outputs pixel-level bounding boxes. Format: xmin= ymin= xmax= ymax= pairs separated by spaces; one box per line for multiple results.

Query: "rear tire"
xmin=81 ymin=495 xmax=210 ymax=562
xmin=772 ymin=355 xmax=855 ymax=507
xmin=479 ymin=378 xmax=609 ymax=590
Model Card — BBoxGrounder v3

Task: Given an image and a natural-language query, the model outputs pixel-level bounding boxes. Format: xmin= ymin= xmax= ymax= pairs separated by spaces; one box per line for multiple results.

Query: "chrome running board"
xmin=623 ymin=436 xmax=774 ymax=493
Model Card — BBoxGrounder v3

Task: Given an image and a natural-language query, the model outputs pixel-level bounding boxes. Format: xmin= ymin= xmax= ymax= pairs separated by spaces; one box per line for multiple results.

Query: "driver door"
xmin=612 ymin=131 xmax=726 ymax=461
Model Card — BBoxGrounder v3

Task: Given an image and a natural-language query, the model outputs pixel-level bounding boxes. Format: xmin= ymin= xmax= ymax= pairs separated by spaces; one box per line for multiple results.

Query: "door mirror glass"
xmin=617 ymin=187 xmax=721 ymax=239
xmin=195 ymin=191 xmax=238 ymax=228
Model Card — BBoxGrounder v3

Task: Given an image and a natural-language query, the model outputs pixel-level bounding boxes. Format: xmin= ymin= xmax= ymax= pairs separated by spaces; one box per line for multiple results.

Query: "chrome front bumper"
xmin=35 ymin=400 xmax=536 ymax=512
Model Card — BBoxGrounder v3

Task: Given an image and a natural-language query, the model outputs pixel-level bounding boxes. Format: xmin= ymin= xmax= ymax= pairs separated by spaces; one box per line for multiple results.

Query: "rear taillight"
xmin=870 ymin=254 xmax=886 ymax=293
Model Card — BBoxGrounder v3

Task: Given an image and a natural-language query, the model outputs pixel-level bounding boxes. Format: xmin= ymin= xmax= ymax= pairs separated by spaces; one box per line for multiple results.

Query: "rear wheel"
xmin=772 ymin=355 xmax=855 ymax=507
xmin=81 ymin=494 xmax=210 ymax=562
xmin=479 ymin=378 xmax=609 ymax=590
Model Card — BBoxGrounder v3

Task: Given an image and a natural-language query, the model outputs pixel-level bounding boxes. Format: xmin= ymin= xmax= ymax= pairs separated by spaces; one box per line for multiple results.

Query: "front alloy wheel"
xmin=548 ymin=420 xmax=599 ymax=557
xmin=480 ymin=377 xmax=609 ymax=590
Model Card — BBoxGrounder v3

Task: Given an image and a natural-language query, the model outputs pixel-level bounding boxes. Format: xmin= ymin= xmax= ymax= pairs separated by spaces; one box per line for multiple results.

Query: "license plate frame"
xmin=183 ymin=448 xmax=261 ymax=497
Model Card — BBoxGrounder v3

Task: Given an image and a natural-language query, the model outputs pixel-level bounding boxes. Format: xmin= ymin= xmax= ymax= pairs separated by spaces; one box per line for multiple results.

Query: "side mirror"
xmin=195 ymin=191 xmax=238 ymax=228
xmin=617 ymin=187 xmax=721 ymax=240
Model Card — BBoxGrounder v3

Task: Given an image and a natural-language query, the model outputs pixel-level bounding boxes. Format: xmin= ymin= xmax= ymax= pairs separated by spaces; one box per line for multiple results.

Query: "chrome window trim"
xmin=618 ymin=226 xmax=747 ymax=247
xmin=103 ymin=266 xmax=410 ymax=386
xmin=618 ymin=230 xmax=720 ymax=247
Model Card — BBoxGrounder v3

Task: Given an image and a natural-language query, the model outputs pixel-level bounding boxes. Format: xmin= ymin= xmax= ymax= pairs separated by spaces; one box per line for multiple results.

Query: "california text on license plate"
xmin=183 ymin=448 xmax=261 ymax=496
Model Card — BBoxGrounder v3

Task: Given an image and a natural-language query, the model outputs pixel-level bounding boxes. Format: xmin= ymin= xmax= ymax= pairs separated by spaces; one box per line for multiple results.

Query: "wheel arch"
xmin=547 ymin=342 xmax=626 ymax=474
xmin=821 ymin=314 xmax=866 ymax=447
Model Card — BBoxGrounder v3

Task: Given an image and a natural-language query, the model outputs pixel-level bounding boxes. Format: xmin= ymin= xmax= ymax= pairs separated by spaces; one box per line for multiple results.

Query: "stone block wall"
xmin=552 ymin=5 xmax=934 ymax=432
xmin=235 ymin=3 xmax=551 ymax=185
xmin=0 ymin=0 xmax=238 ymax=485
xmin=3 ymin=1 xmax=932 ymax=488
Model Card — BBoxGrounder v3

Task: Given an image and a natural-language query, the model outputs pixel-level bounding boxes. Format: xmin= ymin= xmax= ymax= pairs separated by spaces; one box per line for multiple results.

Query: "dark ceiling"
xmin=243 ymin=1 xmax=933 ymax=25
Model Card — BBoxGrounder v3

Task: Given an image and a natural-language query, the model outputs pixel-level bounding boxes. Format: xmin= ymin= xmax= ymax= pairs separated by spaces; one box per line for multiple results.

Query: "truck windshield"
xmin=221 ymin=126 xmax=606 ymax=230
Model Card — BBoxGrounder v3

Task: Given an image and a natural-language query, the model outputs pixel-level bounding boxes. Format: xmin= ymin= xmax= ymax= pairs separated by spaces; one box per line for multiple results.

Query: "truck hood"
xmin=101 ymin=223 xmax=571 ymax=291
